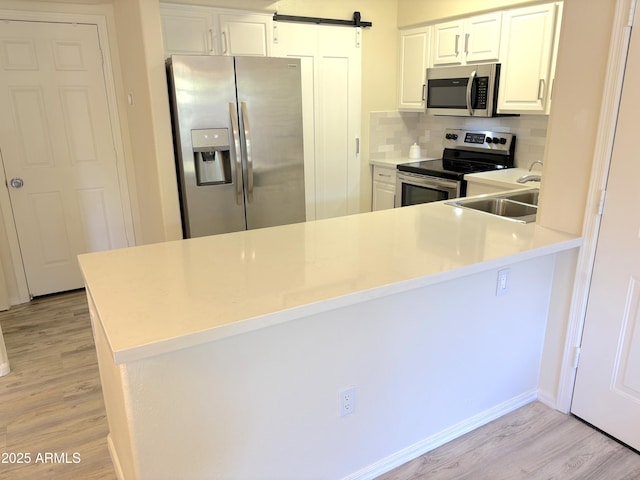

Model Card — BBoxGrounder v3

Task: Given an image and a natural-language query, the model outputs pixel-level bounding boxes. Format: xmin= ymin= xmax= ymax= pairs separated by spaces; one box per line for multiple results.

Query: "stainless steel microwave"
xmin=425 ymin=63 xmax=503 ymax=117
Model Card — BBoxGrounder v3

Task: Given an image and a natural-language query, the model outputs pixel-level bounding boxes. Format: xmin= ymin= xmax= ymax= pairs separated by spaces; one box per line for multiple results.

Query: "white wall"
xmin=96 ymin=255 xmax=557 ymax=479
xmin=112 ymin=0 xmax=183 ymax=244
xmin=538 ymin=0 xmax=615 ymax=235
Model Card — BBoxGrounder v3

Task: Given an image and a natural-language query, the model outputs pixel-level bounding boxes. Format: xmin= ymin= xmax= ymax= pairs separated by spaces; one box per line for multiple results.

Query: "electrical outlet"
xmin=496 ymin=268 xmax=510 ymax=296
xmin=339 ymin=387 xmax=355 ymax=416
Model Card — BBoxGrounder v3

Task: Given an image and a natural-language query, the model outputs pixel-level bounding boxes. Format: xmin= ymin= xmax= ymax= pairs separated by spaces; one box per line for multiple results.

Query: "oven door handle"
xmin=419 ymin=181 xmax=455 ymax=190
xmin=397 ymin=173 xmax=458 ymax=190
xmin=466 ymin=70 xmax=476 ymax=116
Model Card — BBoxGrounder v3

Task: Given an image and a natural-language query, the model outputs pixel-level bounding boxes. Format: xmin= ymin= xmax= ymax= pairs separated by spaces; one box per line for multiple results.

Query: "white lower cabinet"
xmin=372 ymin=165 xmax=397 ymax=211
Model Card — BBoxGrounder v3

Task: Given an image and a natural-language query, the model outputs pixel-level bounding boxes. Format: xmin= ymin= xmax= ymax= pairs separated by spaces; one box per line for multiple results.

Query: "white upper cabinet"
xmin=545 ymin=2 xmax=563 ymax=114
xmin=432 ymin=21 xmax=463 ymax=65
xmin=160 ymin=4 xmax=272 ymax=58
xmin=464 ymin=13 xmax=502 ymax=64
xmin=432 ymin=12 xmax=501 ymax=66
xmin=497 ymin=3 xmax=560 ymax=114
xmin=397 ymin=26 xmax=431 ymax=111
xmin=160 ymin=4 xmax=217 ymax=56
xmin=218 ymin=13 xmax=272 ymax=56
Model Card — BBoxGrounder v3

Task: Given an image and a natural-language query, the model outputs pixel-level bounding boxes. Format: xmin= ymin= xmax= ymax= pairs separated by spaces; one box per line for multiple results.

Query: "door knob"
xmin=10 ymin=177 xmax=24 ymax=189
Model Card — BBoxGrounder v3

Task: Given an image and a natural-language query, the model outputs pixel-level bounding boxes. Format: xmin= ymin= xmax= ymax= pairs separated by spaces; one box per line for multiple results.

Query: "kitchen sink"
xmin=498 ymin=189 xmax=539 ymax=206
xmin=447 ymin=188 xmax=539 ymax=223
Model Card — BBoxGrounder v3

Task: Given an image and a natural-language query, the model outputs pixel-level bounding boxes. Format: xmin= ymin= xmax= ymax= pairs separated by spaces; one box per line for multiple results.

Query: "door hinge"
xmin=572 ymin=346 xmax=582 ymax=369
xmin=597 ymin=189 xmax=607 ymax=216
xmin=629 ymin=0 xmax=637 ymax=27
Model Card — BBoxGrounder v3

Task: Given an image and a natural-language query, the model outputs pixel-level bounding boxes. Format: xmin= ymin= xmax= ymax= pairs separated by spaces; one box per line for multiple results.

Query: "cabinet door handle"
xmin=208 ymin=29 xmax=214 ymax=53
xmin=464 ymin=33 xmax=470 ymax=54
xmin=421 ymin=84 xmax=426 ymax=101
xmin=537 ymin=79 xmax=546 ymax=100
xmin=222 ymin=31 xmax=228 ymax=54
xmin=455 ymin=34 xmax=460 ymax=56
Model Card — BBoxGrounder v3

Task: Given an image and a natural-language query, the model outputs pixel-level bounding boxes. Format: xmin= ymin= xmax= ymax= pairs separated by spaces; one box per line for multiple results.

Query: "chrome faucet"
xmin=528 ymin=160 xmax=543 ymax=171
xmin=517 ymin=174 xmax=541 ymax=184
xmin=518 ymin=160 xmax=543 ymax=183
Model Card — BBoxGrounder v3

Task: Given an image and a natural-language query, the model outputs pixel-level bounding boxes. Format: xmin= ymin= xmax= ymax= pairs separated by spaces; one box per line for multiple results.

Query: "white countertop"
xmin=79 ymin=201 xmax=581 ymax=364
xmin=465 ymin=168 xmax=542 ymax=188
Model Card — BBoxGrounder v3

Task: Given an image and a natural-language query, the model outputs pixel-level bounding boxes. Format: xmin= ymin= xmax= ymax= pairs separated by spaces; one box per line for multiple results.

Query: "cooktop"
xmin=397 ymin=129 xmax=516 ymax=181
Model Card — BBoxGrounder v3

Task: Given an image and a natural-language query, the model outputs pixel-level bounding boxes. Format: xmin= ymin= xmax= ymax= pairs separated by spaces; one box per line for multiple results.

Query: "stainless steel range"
xmin=395 ymin=128 xmax=516 ymax=207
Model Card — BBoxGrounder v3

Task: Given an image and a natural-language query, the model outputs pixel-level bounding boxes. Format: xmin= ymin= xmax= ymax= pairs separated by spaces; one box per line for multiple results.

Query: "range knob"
xmin=485 ymin=137 xmax=493 ymax=144
xmin=492 ymin=137 xmax=500 ymax=144
xmin=445 ymin=133 xmax=458 ymax=140
xmin=499 ymin=137 xmax=507 ymax=145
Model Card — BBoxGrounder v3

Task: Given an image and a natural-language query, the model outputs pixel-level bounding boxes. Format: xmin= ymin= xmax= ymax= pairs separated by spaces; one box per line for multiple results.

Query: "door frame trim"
xmin=0 ymin=9 xmax=136 ymax=304
xmin=555 ymin=0 xmax=636 ymax=412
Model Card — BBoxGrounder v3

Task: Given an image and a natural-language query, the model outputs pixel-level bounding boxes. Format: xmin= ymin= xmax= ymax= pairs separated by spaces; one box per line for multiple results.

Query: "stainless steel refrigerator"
xmin=167 ymin=55 xmax=305 ymax=238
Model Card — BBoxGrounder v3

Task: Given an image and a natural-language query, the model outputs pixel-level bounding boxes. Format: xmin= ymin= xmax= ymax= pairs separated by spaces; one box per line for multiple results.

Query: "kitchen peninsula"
xmin=79 ymin=200 xmax=581 ymax=480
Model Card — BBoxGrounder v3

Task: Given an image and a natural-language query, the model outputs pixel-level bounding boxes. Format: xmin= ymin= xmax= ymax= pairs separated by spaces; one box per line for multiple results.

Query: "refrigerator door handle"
xmin=241 ymin=102 xmax=254 ymax=203
xmin=229 ymin=102 xmax=243 ymax=205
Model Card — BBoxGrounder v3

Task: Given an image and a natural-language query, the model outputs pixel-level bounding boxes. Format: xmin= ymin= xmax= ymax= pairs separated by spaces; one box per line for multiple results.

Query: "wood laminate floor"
xmin=0 ymin=290 xmax=639 ymax=479
xmin=0 ymin=290 xmax=116 ymax=480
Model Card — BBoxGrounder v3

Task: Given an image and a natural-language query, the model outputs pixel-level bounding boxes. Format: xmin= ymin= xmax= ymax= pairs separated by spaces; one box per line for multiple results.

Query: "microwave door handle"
xmin=466 ymin=70 xmax=476 ymax=116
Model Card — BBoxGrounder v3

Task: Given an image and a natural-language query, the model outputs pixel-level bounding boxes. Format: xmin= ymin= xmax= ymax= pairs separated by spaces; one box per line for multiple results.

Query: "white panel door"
xmin=271 ymin=22 xmax=317 ymax=221
xmin=571 ymin=4 xmax=640 ymax=450
xmin=0 ymin=21 xmax=131 ymax=296
xmin=272 ymin=23 xmax=361 ymax=221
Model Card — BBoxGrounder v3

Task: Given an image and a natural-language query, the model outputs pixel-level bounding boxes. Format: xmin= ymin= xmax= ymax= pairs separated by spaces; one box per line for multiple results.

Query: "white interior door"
xmin=272 ymin=23 xmax=361 ymax=221
xmin=0 ymin=20 xmax=131 ymax=297
xmin=571 ymin=5 xmax=640 ymax=450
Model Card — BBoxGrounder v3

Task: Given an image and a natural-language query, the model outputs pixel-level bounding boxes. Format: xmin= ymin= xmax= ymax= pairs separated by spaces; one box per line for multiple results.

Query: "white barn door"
xmin=272 ymin=22 xmax=362 ymax=221
xmin=0 ymin=20 xmax=132 ymax=297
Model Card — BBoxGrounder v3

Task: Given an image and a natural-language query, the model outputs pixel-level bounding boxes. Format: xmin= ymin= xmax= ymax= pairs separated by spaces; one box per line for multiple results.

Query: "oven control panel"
xmin=443 ymin=129 xmax=514 ymax=153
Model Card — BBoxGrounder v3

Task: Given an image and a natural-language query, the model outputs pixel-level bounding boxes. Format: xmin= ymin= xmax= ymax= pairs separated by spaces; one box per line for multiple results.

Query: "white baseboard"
xmin=536 ymin=389 xmax=558 ymax=410
xmin=342 ymin=390 xmax=539 ymax=480
xmin=10 ymin=294 xmax=30 ymax=307
xmin=107 ymin=434 xmax=126 ymax=480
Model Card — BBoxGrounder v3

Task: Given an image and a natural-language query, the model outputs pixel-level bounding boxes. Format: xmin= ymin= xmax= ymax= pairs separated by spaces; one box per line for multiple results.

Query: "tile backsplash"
xmin=369 ymin=111 xmax=548 ymax=169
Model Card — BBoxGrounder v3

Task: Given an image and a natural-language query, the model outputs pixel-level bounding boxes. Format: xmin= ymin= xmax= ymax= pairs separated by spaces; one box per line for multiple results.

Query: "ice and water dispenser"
xmin=191 ymin=129 xmax=232 ymax=185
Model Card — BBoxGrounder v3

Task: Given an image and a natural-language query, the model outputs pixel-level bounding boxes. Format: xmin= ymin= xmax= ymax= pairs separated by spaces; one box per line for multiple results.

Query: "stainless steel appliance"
xmin=425 ymin=63 xmax=504 ymax=117
xmin=167 ymin=55 xmax=305 ymax=238
xmin=396 ymin=129 xmax=515 ymax=207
